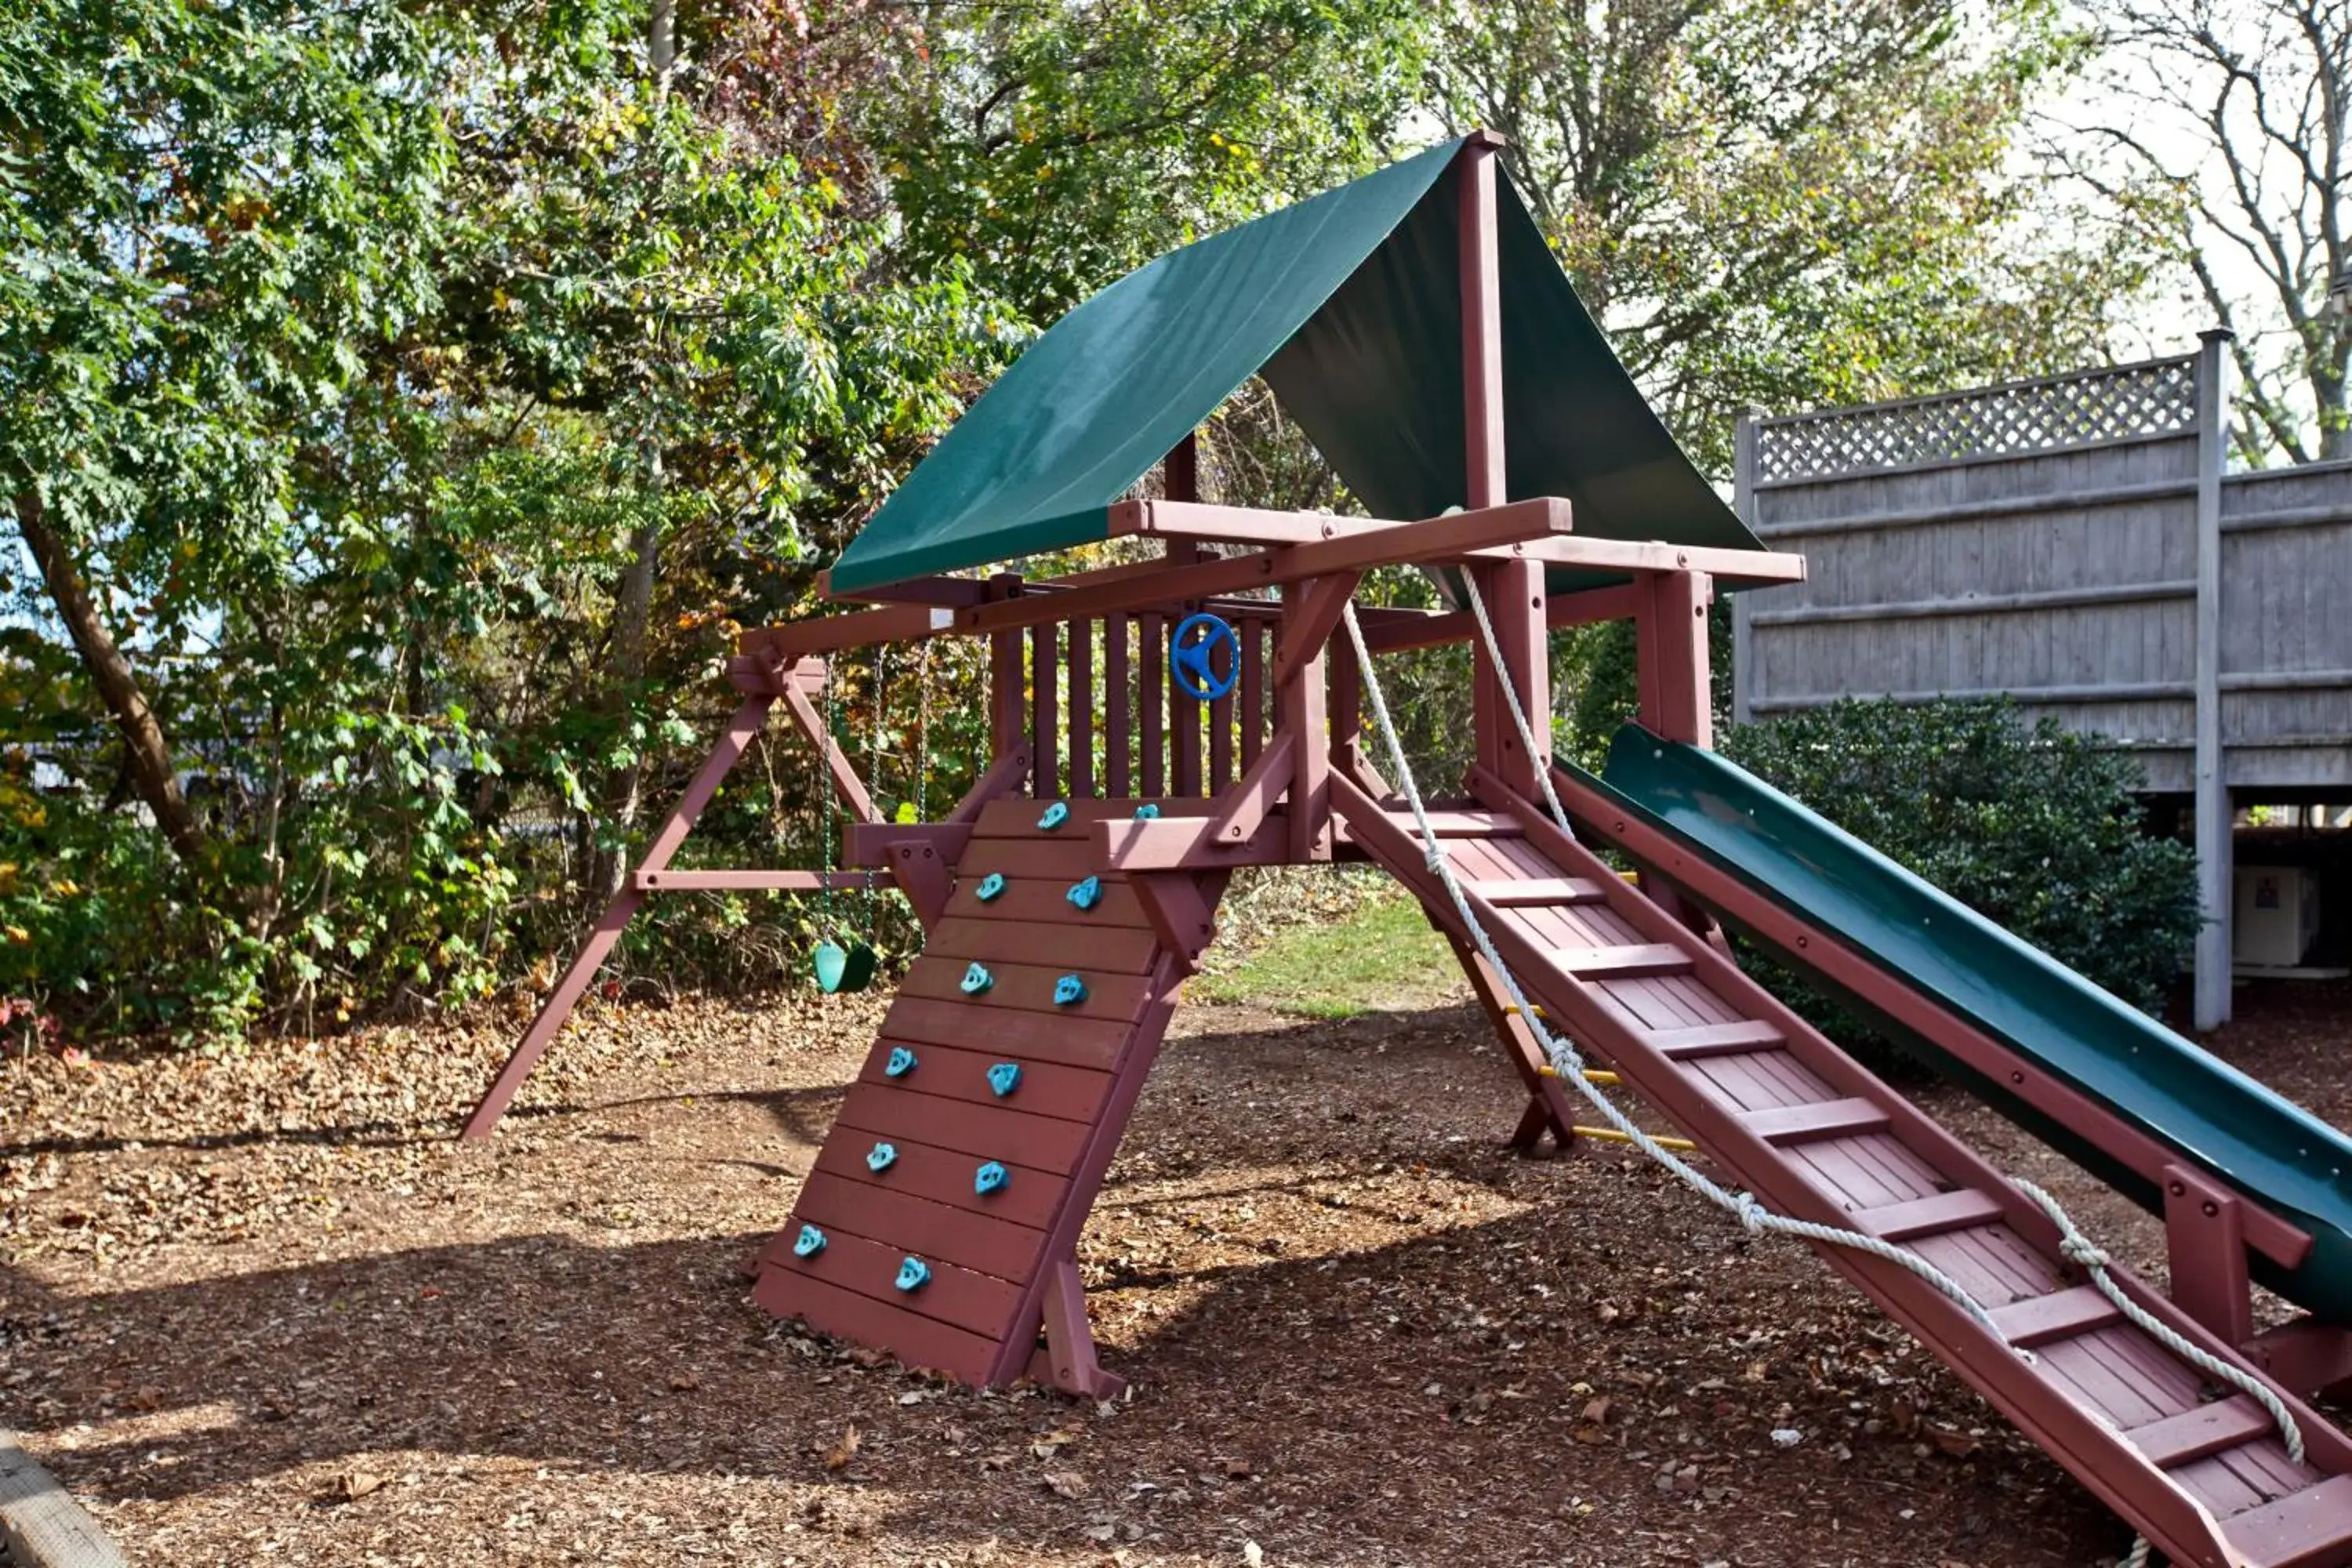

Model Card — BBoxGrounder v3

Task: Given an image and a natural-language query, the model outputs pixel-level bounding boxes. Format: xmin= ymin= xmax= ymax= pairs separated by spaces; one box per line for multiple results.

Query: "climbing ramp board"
xmin=750 ymin=798 xmax=1218 ymax=1396
xmin=1333 ymin=770 xmax=2352 ymax=1568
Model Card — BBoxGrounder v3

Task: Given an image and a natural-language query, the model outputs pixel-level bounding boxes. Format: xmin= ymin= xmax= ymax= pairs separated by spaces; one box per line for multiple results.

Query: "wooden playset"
xmin=463 ymin=136 xmax=2352 ymax=1568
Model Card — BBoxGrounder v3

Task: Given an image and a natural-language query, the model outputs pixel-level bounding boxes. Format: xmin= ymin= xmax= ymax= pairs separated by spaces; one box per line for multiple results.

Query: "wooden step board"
xmin=749 ymin=798 xmax=1214 ymax=1396
xmin=1334 ymin=772 xmax=2352 ymax=1568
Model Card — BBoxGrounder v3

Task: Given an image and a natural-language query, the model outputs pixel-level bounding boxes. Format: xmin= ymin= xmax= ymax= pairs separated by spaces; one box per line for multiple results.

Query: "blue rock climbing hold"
xmin=885 ymin=1046 xmax=917 ymax=1078
xmin=1134 ymin=803 xmax=1160 ymax=820
xmin=895 ymin=1256 xmax=931 ymax=1293
xmin=1053 ymin=974 xmax=1087 ymax=1007
xmin=986 ymin=1061 xmax=1022 ymax=1098
xmin=866 ymin=1141 xmax=897 ymax=1173
xmin=1066 ymin=875 xmax=1102 ymax=911
xmin=960 ymin=961 xmax=994 ymax=996
xmin=975 ymin=1161 xmax=1008 ymax=1196
xmin=975 ymin=871 xmax=1007 ymax=902
xmin=792 ymin=1224 xmax=826 ymax=1259
xmin=1036 ymin=800 xmax=1070 ymax=830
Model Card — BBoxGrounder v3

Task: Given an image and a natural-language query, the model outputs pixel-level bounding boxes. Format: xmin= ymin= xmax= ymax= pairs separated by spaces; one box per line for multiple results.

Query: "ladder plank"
xmin=775 ymin=1225 xmax=1026 ymax=1342
xmin=1985 ymin=1285 xmax=2125 ymax=1348
xmin=881 ymin=996 xmax=1132 ymax=1070
xmin=1647 ymin=1019 xmax=1788 ymax=1058
xmin=2128 ymin=1397 xmax=2281 ymax=1470
xmin=812 ymin=1131 xmax=1065 ymax=1231
xmin=857 ymin=1036 xmax=1112 ymax=1125
xmin=1548 ymin=942 xmax=1693 ymax=979
xmin=943 ymin=876 xmax=1151 ymax=929
xmin=794 ymin=1171 xmax=1044 ymax=1281
xmin=2221 ymin=1473 xmax=2352 ymax=1568
xmin=751 ymin=1269 xmax=1003 ymax=1387
xmin=1738 ymin=1096 xmax=1889 ymax=1145
xmin=835 ymin=1088 xmax=1095 ymax=1172
xmin=1465 ymin=876 xmax=1609 ymax=907
xmin=927 ymin=916 xmax=1161 ymax=975
xmin=1850 ymin=1188 xmax=2009 ymax=1243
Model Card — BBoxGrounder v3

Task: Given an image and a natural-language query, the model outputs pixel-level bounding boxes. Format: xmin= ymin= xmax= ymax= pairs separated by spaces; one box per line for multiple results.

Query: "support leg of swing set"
xmin=463 ymin=694 xmax=776 ymax=1140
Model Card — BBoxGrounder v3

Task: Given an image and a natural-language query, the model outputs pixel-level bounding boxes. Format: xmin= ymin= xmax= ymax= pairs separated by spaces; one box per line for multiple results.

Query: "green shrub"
xmin=1719 ymin=698 xmax=2199 ymax=1022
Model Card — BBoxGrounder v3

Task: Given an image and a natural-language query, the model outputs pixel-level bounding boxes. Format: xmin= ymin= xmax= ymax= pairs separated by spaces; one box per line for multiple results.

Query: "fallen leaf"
xmin=1243 ymin=1541 xmax=1265 ymax=1567
xmin=669 ymin=1372 xmax=699 ymax=1392
xmin=1041 ymin=1468 xmax=1088 ymax=1498
xmin=329 ymin=1471 xmax=385 ymax=1503
xmin=823 ymin=1425 xmax=860 ymax=1471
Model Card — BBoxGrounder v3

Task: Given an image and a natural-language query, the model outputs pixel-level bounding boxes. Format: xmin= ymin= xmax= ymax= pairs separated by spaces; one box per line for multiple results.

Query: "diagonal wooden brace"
xmin=1447 ymin=935 xmax=1580 ymax=1154
xmin=464 ymin=694 xmax=774 ymax=1139
xmin=1028 ymin=1258 xmax=1127 ymax=1399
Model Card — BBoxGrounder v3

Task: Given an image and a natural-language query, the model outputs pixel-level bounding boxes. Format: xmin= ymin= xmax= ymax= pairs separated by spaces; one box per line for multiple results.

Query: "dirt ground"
xmin=5 ymin=971 xmax=2351 ymax=1568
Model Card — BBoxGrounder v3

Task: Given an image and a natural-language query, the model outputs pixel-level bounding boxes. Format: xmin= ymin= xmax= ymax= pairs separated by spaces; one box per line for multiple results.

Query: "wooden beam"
xmin=1204 ymin=731 xmax=1295 ymax=848
xmin=1094 ymin=811 xmax=1294 ymax=870
xmin=778 ymin=679 xmax=880 ymax=825
xmin=1130 ymin=871 xmax=1220 ymax=974
xmin=741 ymin=501 xmax=1591 ymax=662
xmin=1269 ymin=572 xmax=1363 ymax=688
xmin=1359 ymin=581 xmax=1642 ymax=655
xmin=465 ymin=696 xmax=773 ymax=1139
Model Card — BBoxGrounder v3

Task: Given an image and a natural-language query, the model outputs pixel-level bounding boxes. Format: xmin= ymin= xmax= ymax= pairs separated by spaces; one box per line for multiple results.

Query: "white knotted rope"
xmin=1341 ymin=599 xmax=2010 ymax=1334
xmin=1395 ymin=583 xmax=2314 ymax=1568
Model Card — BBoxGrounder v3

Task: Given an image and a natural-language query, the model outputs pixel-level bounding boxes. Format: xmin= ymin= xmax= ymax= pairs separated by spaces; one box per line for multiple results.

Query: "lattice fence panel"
xmin=1756 ymin=356 xmax=2199 ymax=484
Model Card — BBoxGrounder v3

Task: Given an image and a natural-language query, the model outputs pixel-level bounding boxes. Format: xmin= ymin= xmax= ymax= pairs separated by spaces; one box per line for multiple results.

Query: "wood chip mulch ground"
xmin=4 ymin=970 xmax=2350 ymax=1568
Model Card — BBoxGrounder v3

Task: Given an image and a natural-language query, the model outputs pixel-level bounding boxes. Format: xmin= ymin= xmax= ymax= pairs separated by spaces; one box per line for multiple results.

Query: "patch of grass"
xmin=1196 ymin=891 xmax=1463 ymax=1018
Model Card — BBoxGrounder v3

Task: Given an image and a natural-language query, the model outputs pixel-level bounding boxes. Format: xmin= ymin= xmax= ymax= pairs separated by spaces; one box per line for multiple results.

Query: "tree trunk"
xmin=588 ymin=0 xmax=677 ymax=899
xmin=13 ymin=488 xmax=206 ymax=869
xmin=592 ymin=505 xmax=660 ymax=898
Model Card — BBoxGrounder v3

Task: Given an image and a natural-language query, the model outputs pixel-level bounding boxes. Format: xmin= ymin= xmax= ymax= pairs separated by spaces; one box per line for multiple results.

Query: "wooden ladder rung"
xmin=1850 ymin=1188 xmax=2008 ymax=1243
xmin=1467 ymin=877 xmax=1608 ymax=907
xmin=1738 ymin=1096 xmax=1889 ymax=1145
xmin=2127 ymin=1397 xmax=2281 ymax=1470
xmin=1417 ymin=810 xmax=1525 ymax=838
xmin=1984 ymin=1285 xmax=2125 ymax=1349
xmin=1550 ymin=942 xmax=1692 ymax=979
xmin=2222 ymin=1474 xmax=2352 ymax=1568
xmin=1648 ymin=1020 xmax=1786 ymax=1059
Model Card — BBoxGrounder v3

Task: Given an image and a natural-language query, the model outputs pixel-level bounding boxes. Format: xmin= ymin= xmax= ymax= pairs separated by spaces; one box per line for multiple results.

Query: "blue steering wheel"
xmin=1169 ymin=612 xmax=1240 ymax=702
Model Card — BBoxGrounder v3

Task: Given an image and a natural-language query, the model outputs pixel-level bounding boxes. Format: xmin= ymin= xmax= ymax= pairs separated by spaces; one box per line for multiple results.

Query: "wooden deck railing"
xmin=993 ymin=603 xmax=1283 ymax=800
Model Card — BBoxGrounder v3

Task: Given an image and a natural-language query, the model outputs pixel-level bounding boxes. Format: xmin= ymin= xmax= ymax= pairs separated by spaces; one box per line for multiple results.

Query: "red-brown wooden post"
xmin=1163 ymin=435 xmax=1204 ymax=797
xmin=1239 ymin=619 xmax=1265 ymax=768
xmin=1105 ymin=616 xmax=1132 ymax=797
xmin=1630 ymin=567 xmax=1717 ymax=932
xmin=1139 ymin=612 xmax=1165 ymax=795
xmin=1458 ymin=131 xmax=1548 ymax=798
xmin=1069 ymin=619 xmax=1095 ymax=798
xmin=1031 ymin=619 xmax=1060 ymax=799
xmin=1208 ymin=670 xmax=1234 ymax=793
xmin=1634 ymin=568 xmax=1714 ymax=749
xmin=1279 ymin=581 xmax=1334 ymax=861
xmin=988 ymin=572 xmax=1024 ymax=760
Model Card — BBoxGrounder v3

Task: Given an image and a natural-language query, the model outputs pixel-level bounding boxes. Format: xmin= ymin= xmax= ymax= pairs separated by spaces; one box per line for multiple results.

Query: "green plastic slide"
xmin=1583 ymin=723 xmax=2352 ymax=1324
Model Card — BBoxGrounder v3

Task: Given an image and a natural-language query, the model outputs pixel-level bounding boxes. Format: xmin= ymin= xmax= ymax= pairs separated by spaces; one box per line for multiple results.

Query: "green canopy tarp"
xmin=829 ymin=137 xmax=1765 ymax=596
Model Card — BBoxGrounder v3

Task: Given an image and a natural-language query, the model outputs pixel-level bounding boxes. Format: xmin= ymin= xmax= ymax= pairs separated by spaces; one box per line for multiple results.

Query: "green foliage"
xmin=1436 ymin=0 xmax=2155 ymax=473
xmin=0 ymin=0 xmax=2165 ymax=1049
xmin=1720 ymin=699 xmax=2201 ymax=1024
xmin=876 ymin=0 xmax=1433 ymax=321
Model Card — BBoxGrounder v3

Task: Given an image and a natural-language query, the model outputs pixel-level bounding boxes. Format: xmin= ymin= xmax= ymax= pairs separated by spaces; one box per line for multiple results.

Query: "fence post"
xmin=1731 ymin=408 xmax=1763 ymax=730
xmin=2193 ymin=328 xmax=2234 ymax=1031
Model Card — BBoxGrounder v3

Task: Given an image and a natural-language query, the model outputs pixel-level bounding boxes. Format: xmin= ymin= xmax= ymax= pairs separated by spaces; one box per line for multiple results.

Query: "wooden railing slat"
xmin=1069 ymin=618 xmax=1095 ymax=798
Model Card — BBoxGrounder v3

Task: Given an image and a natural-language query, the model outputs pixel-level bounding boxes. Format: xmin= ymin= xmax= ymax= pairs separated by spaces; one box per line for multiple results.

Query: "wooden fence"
xmin=1731 ymin=332 xmax=2352 ymax=1028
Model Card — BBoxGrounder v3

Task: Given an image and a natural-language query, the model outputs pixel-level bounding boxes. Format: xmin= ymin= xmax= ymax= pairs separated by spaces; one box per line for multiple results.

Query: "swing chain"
xmin=913 ymin=641 xmax=930 ymax=826
xmin=817 ymin=656 xmax=837 ymax=934
xmin=863 ymin=646 xmax=884 ymax=927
